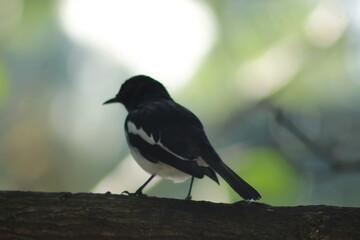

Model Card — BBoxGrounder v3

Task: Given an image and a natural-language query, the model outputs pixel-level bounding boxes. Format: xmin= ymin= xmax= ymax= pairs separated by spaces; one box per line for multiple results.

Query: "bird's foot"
xmin=134 ymin=189 xmax=148 ymax=197
xmin=185 ymin=195 xmax=192 ymax=201
xmin=121 ymin=190 xmax=148 ymax=198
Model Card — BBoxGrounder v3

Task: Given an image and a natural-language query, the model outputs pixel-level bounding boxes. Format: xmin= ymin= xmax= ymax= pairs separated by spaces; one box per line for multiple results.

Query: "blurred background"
xmin=0 ymin=0 xmax=359 ymax=206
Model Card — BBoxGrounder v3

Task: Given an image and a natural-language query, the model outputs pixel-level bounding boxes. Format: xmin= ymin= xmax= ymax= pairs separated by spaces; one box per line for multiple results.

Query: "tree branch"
xmin=274 ymin=108 xmax=360 ymax=171
xmin=0 ymin=191 xmax=359 ymax=240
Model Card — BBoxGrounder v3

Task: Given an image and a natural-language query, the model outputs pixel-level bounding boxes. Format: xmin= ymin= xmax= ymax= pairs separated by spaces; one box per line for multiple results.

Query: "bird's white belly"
xmin=128 ymin=145 xmax=191 ymax=183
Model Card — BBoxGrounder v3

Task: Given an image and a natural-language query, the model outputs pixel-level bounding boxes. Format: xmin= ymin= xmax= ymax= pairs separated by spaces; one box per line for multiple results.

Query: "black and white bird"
xmin=104 ymin=75 xmax=261 ymax=200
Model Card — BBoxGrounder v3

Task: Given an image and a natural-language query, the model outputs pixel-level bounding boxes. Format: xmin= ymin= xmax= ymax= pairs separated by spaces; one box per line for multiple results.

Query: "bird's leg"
xmin=133 ymin=175 xmax=156 ymax=197
xmin=185 ymin=176 xmax=195 ymax=200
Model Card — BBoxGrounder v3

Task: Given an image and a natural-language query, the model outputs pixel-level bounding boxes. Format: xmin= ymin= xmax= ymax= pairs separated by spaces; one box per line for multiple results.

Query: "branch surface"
xmin=0 ymin=191 xmax=359 ymax=240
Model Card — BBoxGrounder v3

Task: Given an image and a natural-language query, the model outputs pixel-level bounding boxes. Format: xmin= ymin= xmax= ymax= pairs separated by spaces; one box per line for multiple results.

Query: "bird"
xmin=103 ymin=75 xmax=261 ymax=200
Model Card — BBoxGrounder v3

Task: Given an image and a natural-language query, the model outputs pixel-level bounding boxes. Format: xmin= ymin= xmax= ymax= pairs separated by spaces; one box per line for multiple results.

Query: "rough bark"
xmin=0 ymin=191 xmax=359 ymax=240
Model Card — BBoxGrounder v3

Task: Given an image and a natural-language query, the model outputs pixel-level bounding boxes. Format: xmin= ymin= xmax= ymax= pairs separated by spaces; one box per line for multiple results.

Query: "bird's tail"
xmin=200 ymin=144 xmax=261 ymax=200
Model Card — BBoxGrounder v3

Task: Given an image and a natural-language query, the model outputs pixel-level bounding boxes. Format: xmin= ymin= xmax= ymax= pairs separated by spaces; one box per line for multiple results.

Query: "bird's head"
xmin=103 ymin=75 xmax=171 ymax=111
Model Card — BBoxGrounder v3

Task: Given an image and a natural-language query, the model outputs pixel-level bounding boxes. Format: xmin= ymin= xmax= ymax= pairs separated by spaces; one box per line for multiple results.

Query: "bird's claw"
xmin=121 ymin=190 xmax=148 ymax=198
xmin=121 ymin=190 xmax=131 ymax=196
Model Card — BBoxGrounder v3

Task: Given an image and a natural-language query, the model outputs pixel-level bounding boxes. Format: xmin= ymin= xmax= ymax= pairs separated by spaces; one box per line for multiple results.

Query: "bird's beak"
xmin=103 ymin=97 xmax=118 ymax=105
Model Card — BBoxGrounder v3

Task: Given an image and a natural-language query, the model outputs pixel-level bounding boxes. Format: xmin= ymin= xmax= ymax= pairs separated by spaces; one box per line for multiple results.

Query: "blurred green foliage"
xmin=231 ymin=148 xmax=302 ymax=205
xmin=0 ymin=62 xmax=8 ymax=107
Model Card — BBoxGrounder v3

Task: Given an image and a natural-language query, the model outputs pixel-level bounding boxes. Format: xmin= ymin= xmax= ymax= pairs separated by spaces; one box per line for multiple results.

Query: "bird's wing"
xmin=125 ymin=100 xmax=218 ymax=182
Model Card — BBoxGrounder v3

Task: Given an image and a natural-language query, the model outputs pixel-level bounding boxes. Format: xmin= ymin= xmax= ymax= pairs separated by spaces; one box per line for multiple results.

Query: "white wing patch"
xmin=195 ymin=157 xmax=209 ymax=167
xmin=157 ymin=141 xmax=188 ymax=160
xmin=127 ymin=121 xmax=156 ymax=145
xmin=127 ymin=121 xmax=188 ymax=161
